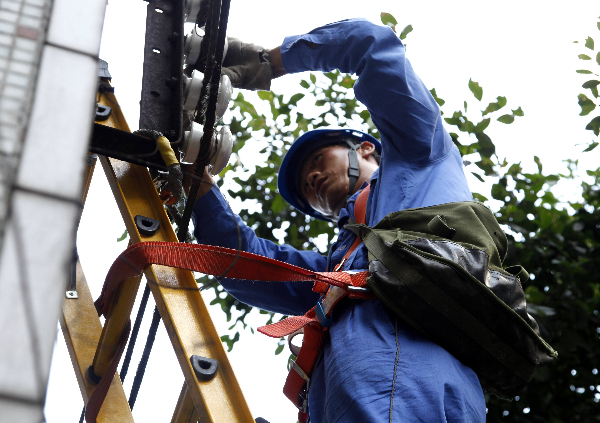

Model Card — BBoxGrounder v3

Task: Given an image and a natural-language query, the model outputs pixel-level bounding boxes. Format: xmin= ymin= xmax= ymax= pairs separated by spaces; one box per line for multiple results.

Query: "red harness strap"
xmin=272 ymin=185 xmax=371 ymax=422
xmin=96 ymin=243 xmax=370 ymax=317
xmin=90 ymin=186 xmax=372 ymax=423
xmin=90 ymin=207 xmax=373 ymax=421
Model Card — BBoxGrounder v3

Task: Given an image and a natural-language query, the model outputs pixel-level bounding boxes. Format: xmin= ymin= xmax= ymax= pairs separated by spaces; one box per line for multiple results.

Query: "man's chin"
xmin=312 ymin=192 xmax=347 ymax=220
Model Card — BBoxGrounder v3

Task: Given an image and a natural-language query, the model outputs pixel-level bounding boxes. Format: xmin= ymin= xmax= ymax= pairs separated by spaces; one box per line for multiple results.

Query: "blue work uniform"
xmin=193 ymin=18 xmax=486 ymax=423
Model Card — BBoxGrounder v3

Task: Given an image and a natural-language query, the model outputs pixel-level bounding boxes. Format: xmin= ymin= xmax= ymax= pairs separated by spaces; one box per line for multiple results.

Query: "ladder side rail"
xmin=60 ymin=260 xmax=135 ymax=423
xmin=171 ymin=383 xmax=200 ymax=423
xmin=60 ymin=120 xmax=135 ymax=421
xmin=98 ymin=93 xmax=253 ymax=422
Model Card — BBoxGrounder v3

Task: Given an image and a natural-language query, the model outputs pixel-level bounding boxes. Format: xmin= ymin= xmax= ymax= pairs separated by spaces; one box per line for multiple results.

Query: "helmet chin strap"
xmin=346 ymin=141 xmax=360 ymax=196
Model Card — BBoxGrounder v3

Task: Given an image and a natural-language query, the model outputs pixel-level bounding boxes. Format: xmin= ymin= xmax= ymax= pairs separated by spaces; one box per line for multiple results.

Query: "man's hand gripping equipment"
xmin=187 ymin=35 xmax=273 ymax=91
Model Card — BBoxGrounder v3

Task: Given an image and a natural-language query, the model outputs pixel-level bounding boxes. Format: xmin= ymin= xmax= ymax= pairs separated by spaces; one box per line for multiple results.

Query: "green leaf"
xmin=582 ymin=79 xmax=600 ymax=99
xmin=310 ymin=73 xmax=316 ymax=84
xmin=117 ymin=229 xmax=128 ymax=242
xmin=257 ymin=90 xmax=273 ymax=101
xmin=512 ymin=106 xmax=524 ymax=117
xmin=476 ymin=132 xmax=496 ymax=157
xmin=271 ymin=194 xmax=286 ymax=213
xmin=579 ymin=54 xmax=592 ymax=60
xmin=578 ymin=93 xmax=596 ymax=116
xmin=429 ymin=88 xmax=445 ymax=106
xmin=585 ymin=36 xmax=594 ymax=50
xmin=339 ymin=75 xmax=355 ymax=89
xmin=472 ymin=192 xmax=488 ymax=202
xmin=275 ymin=342 xmax=285 ymax=355
xmin=482 ymin=96 xmax=507 ymax=116
xmin=359 ymin=109 xmax=371 ymax=121
xmin=289 ymin=93 xmax=305 ymax=105
xmin=525 ymin=286 xmax=545 ymax=304
xmin=497 ymin=114 xmax=515 ymax=124
xmin=468 ymin=79 xmax=483 ymax=101
xmin=474 ymin=118 xmax=490 ymax=132
xmin=324 ymin=71 xmax=337 ymax=82
xmin=597 ymin=51 xmax=600 ymax=66
xmin=381 ymin=12 xmax=398 ymax=31
xmin=471 ymin=172 xmax=485 ymax=183
xmin=399 ymin=24 xmax=413 ymax=40
xmin=491 ymin=182 xmax=508 ymax=200
xmin=534 ymin=155 xmax=543 ymax=173
xmin=444 ymin=111 xmax=463 ymax=126
xmin=583 ymin=141 xmax=599 ymax=152
xmin=585 ymin=115 xmax=600 ymax=135
xmin=299 ymin=80 xmax=310 ymax=89
xmin=577 ymin=70 xmax=593 ymax=74
xmin=464 ymin=101 xmax=468 ymax=112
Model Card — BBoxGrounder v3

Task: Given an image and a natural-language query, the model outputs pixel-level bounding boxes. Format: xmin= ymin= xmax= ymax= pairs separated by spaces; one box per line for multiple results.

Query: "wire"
xmin=128 ymin=305 xmax=161 ymax=409
xmin=120 ymin=283 xmax=151 ymax=382
xmin=178 ymin=0 xmax=231 ymax=241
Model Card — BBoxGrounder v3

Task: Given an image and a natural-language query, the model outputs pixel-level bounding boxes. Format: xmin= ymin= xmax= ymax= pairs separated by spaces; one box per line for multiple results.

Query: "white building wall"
xmin=0 ymin=0 xmax=107 ymax=421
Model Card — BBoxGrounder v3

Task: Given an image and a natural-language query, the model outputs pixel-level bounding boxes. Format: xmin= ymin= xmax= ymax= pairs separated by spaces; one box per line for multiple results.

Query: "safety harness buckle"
xmin=315 ymin=299 xmax=332 ymax=328
xmin=289 ymin=357 xmax=310 ymax=413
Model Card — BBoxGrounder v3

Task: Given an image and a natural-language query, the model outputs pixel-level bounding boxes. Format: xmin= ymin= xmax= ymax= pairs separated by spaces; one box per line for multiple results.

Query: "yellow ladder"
xmin=60 ymin=85 xmax=254 ymax=423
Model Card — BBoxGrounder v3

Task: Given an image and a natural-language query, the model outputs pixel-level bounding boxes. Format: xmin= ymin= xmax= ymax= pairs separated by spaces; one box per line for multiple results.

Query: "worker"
xmin=190 ymin=18 xmax=486 ymax=422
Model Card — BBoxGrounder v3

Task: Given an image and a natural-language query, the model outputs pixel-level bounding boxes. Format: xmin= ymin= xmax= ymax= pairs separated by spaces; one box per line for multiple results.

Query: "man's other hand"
xmin=182 ymin=164 xmax=215 ymax=198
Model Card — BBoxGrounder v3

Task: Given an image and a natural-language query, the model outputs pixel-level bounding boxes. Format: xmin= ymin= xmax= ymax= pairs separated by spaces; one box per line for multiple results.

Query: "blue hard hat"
xmin=277 ymin=128 xmax=381 ymax=221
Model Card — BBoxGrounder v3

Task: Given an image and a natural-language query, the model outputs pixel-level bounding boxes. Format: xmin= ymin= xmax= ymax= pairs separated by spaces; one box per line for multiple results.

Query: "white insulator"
xmin=210 ymin=126 xmax=233 ymax=175
xmin=180 ymin=122 xmax=204 ymax=164
xmin=184 ymin=27 xmax=203 ymax=65
xmin=222 ymin=37 xmax=228 ymax=63
xmin=183 ymin=70 xmax=203 ymax=111
xmin=184 ymin=0 xmax=201 ymax=23
xmin=184 ymin=28 xmax=228 ymax=66
xmin=215 ymin=74 xmax=233 ymax=121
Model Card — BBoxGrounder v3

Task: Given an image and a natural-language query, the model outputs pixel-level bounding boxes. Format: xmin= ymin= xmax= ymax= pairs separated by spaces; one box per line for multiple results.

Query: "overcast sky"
xmin=45 ymin=2 xmax=599 ymax=423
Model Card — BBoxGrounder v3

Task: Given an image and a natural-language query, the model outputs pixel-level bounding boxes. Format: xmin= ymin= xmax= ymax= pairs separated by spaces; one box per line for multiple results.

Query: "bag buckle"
xmin=289 ymin=357 xmax=310 ymax=413
xmin=341 ymin=270 xmax=371 ymax=294
xmin=347 ymin=285 xmax=371 ymax=294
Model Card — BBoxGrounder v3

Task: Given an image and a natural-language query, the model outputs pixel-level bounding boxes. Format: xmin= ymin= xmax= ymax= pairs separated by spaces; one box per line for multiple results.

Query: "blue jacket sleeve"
xmin=281 ymin=18 xmax=453 ymax=165
xmin=192 ymin=185 xmax=322 ymax=316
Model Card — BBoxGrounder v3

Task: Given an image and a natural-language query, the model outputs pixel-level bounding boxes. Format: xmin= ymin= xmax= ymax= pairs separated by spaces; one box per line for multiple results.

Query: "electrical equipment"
xmin=183 ymin=71 xmax=232 ymax=120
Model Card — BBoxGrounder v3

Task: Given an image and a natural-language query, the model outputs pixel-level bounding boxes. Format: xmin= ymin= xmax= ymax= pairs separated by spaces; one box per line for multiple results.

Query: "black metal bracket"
xmin=135 ymin=215 xmax=161 ymax=237
xmin=139 ymin=0 xmax=185 ymax=144
xmin=95 ymin=104 xmax=112 ymax=121
xmin=190 ymin=355 xmax=218 ymax=381
xmin=90 ymin=124 xmax=167 ymax=170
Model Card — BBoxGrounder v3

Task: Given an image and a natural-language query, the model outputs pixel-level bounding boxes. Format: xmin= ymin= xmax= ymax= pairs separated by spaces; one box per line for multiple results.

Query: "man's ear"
xmin=357 ymin=141 xmax=375 ymax=159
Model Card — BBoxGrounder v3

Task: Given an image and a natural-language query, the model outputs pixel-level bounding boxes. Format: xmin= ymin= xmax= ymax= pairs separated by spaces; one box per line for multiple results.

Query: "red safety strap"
xmin=96 ymin=242 xmax=371 ymax=318
xmin=336 ymin=184 xmax=370 ymax=267
xmin=90 ymin=186 xmax=373 ymax=423
xmin=91 ymin=235 xmax=372 ymax=420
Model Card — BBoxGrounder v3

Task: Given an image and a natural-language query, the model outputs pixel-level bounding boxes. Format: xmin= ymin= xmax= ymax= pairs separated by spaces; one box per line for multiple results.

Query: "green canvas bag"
xmin=346 ymin=200 xmax=557 ymax=399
